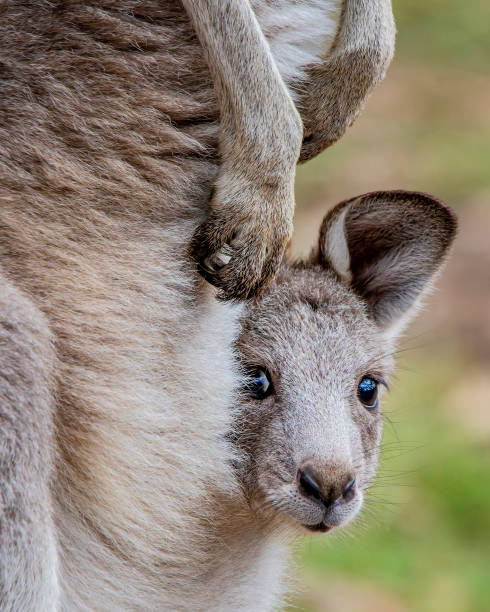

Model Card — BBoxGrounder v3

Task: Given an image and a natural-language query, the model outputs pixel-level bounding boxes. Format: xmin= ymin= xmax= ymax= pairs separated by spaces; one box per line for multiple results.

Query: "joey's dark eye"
xmin=247 ymin=368 xmax=273 ymax=400
xmin=358 ymin=377 xmax=378 ymax=410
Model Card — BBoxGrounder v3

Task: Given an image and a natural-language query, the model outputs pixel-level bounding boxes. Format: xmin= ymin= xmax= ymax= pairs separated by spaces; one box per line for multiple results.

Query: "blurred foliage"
xmin=393 ymin=0 xmax=490 ymax=71
xmin=291 ymin=0 xmax=490 ymax=610
xmin=295 ymin=0 xmax=490 ymax=210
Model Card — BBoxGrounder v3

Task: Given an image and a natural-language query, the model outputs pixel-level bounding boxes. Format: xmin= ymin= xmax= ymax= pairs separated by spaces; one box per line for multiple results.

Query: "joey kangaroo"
xmin=216 ymin=190 xmax=456 ymax=609
xmin=0 ymin=1 xmax=454 ymax=611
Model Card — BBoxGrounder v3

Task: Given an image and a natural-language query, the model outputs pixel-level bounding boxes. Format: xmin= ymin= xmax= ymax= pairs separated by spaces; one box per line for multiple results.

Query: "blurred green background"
xmin=289 ymin=1 xmax=490 ymax=610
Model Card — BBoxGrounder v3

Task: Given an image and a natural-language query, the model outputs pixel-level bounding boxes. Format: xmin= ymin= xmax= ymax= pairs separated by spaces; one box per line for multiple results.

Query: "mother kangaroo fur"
xmin=0 ymin=2 xmax=456 ymax=611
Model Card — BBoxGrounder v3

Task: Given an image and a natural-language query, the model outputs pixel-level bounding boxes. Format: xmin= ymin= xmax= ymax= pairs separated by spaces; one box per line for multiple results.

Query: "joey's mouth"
xmin=258 ymin=480 xmax=365 ymax=534
xmin=303 ymin=521 xmax=332 ymax=533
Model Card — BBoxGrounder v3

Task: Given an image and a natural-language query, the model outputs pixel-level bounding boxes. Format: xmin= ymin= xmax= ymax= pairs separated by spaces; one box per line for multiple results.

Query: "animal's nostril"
xmin=342 ymin=476 xmax=356 ymax=502
xmin=297 ymin=468 xmax=324 ymax=504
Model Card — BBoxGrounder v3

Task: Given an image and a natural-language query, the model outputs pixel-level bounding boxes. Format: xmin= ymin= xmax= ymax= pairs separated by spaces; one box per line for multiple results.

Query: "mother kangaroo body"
xmin=0 ymin=2 xmax=456 ymax=611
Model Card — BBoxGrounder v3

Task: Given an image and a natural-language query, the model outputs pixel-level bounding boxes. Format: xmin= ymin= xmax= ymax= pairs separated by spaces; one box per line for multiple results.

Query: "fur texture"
xmin=0 ymin=278 xmax=58 ymax=610
xmin=183 ymin=0 xmax=396 ymax=298
xmin=235 ymin=192 xmax=457 ymax=534
xmin=0 ymin=2 xmax=443 ymax=611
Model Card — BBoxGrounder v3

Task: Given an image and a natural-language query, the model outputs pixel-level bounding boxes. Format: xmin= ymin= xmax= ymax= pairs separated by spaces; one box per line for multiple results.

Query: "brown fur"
xmin=0 ymin=2 xmax=422 ymax=609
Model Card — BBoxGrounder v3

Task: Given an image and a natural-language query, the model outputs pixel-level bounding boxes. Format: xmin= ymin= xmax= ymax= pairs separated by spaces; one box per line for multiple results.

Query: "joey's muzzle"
xmin=294 ymin=462 xmax=362 ymax=531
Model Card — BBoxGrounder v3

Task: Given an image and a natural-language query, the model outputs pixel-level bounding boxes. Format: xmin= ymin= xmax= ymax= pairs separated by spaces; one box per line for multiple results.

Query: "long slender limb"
xmin=182 ymin=0 xmax=303 ymax=299
xmin=296 ymin=0 xmax=395 ymax=161
xmin=0 ymin=276 xmax=59 ymax=611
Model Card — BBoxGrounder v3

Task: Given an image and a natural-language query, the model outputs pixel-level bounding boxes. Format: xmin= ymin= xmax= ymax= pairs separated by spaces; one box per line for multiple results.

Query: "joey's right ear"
xmin=316 ymin=191 xmax=457 ymax=334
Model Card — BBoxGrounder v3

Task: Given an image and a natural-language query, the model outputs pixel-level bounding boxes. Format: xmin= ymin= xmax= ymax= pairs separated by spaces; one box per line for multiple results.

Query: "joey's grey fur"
xmin=235 ymin=192 xmax=456 ymax=547
xmin=0 ymin=1 xmax=455 ymax=610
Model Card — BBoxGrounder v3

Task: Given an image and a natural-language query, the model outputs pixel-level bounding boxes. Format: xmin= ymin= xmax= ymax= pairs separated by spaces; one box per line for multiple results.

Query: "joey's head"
xmin=234 ymin=191 xmax=456 ymax=534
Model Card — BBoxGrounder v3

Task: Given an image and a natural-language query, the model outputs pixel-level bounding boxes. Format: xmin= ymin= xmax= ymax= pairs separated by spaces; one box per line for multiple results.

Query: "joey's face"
xmin=235 ymin=266 xmax=392 ymax=534
xmin=232 ymin=191 xmax=456 ymax=535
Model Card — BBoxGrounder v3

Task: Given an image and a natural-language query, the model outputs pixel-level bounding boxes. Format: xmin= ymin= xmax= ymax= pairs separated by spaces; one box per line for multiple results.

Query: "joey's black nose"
xmin=298 ymin=467 xmax=324 ymax=503
xmin=297 ymin=466 xmax=357 ymax=507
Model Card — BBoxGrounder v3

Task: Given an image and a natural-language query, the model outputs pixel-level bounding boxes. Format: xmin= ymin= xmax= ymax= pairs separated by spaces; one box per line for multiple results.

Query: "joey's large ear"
xmin=317 ymin=191 xmax=457 ymax=332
